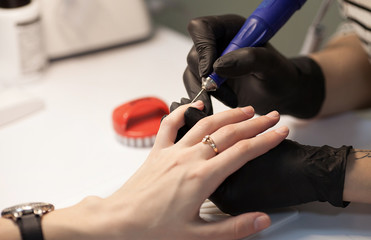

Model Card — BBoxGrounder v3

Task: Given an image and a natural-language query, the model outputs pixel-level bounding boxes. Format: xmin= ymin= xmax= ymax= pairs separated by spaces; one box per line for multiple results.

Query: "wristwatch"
xmin=1 ymin=202 xmax=54 ymax=240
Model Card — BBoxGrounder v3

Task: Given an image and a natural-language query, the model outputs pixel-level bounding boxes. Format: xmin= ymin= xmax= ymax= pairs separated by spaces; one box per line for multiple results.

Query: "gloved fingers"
xmin=186 ymin=46 xmax=202 ymax=77
xmin=213 ymin=46 xmax=270 ymax=78
xmin=187 ymin=14 xmax=246 ymax=77
xmin=210 ymin=84 xmax=239 ymax=108
xmin=170 ymin=98 xmax=195 ymax=143
xmin=170 ymin=97 xmax=191 ymax=112
xmin=183 ymin=67 xmax=213 ymax=115
xmin=197 ymin=212 xmax=270 ymax=240
xmin=214 ymin=43 xmax=288 ymax=79
xmin=170 ymin=100 xmax=208 ymax=143
xmin=184 ymin=107 xmax=208 ymax=128
xmin=155 ymin=101 xmax=204 ymax=149
xmin=183 ymin=66 xmax=202 ymax=96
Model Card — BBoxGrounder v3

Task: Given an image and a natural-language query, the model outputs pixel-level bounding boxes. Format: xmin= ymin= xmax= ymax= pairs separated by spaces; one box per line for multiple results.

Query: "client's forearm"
xmin=343 ymin=149 xmax=371 ymax=203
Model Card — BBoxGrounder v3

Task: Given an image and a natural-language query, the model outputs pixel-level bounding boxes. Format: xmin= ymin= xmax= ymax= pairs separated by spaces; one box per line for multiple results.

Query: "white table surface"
xmin=1 ymin=27 xmax=371 ymax=239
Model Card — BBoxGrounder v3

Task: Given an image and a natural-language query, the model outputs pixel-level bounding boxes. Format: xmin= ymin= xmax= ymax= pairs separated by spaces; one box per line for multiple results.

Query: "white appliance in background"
xmin=39 ymin=0 xmax=153 ymax=59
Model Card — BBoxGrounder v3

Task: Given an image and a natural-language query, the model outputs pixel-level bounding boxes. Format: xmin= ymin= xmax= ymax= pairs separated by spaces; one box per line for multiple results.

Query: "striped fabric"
xmin=337 ymin=0 xmax=371 ymax=58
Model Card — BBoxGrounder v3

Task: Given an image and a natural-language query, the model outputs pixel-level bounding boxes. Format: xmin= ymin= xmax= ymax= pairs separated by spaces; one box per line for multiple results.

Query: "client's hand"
xmin=106 ymin=102 xmax=288 ymax=240
xmin=39 ymin=101 xmax=288 ymax=240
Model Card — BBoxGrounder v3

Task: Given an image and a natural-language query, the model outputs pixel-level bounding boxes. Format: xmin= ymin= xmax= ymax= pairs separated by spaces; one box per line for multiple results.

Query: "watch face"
xmin=1 ymin=202 xmax=54 ymax=220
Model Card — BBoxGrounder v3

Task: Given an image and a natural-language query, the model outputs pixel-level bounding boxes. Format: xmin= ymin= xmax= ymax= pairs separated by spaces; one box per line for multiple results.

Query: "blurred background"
xmin=149 ymin=0 xmax=343 ymax=57
xmin=0 ymin=0 xmax=344 ymax=85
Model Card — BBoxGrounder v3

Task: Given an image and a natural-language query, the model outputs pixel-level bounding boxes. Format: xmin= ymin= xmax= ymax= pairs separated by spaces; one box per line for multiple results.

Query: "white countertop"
xmin=1 ymin=27 xmax=371 ymax=239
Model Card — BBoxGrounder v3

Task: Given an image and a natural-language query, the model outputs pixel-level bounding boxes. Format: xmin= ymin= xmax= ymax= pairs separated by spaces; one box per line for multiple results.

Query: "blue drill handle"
xmin=208 ymin=0 xmax=307 ymax=88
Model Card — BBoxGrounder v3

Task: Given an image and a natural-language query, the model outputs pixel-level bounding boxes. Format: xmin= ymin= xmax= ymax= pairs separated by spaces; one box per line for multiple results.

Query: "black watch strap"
xmin=16 ymin=214 xmax=44 ymax=240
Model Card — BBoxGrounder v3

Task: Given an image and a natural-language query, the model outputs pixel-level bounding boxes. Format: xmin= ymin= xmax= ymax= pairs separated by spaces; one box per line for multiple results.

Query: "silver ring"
xmin=202 ymin=135 xmax=218 ymax=154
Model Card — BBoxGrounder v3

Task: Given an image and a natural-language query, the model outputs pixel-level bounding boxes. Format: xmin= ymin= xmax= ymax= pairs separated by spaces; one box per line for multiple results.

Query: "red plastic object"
xmin=112 ymin=97 xmax=169 ymax=147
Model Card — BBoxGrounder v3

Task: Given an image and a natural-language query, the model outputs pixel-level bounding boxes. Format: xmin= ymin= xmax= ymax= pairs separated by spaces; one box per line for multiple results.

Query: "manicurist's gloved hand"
xmin=209 ymin=139 xmax=352 ymax=215
xmin=184 ymin=14 xmax=326 ymax=119
xmin=170 ymin=98 xmax=208 ymax=142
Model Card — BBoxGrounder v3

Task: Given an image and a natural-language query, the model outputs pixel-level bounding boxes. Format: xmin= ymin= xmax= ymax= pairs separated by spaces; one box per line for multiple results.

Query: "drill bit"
xmin=190 ymin=88 xmax=205 ymax=103
xmin=190 ymin=77 xmax=219 ymax=103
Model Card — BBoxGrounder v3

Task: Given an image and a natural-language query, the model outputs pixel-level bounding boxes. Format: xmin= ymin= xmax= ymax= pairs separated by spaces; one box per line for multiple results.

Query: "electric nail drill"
xmin=191 ymin=0 xmax=307 ymax=103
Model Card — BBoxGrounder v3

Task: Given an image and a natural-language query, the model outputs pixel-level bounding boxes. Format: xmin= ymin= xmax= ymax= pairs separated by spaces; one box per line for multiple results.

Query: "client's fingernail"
xmin=191 ymin=100 xmax=204 ymax=109
xmin=266 ymin=110 xmax=279 ymax=119
xmin=241 ymin=106 xmax=254 ymax=116
xmin=275 ymin=126 xmax=289 ymax=135
xmin=254 ymin=215 xmax=271 ymax=231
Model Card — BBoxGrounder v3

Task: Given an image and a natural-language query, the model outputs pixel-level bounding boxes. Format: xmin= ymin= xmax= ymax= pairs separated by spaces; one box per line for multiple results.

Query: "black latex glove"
xmin=184 ymin=14 xmax=325 ymax=119
xmin=170 ymin=98 xmax=208 ymax=142
xmin=210 ymin=139 xmax=352 ymax=216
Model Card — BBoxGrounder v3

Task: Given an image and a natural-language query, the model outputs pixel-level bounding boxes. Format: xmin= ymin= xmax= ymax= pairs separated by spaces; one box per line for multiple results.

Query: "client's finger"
xmin=196 ymin=111 xmax=280 ymax=159
xmin=205 ymin=125 xmax=289 ymax=191
xmin=180 ymin=106 xmax=255 ymax=146
xmin=154 ymin=101 xmax=204 ymax=148
xmin=198 ymin=212 xmax=271 ymax=240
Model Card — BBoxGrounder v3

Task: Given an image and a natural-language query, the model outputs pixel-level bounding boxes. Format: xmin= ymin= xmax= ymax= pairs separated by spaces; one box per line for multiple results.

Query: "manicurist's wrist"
xmin=343 ymin=149 xmax=371 ymax=204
